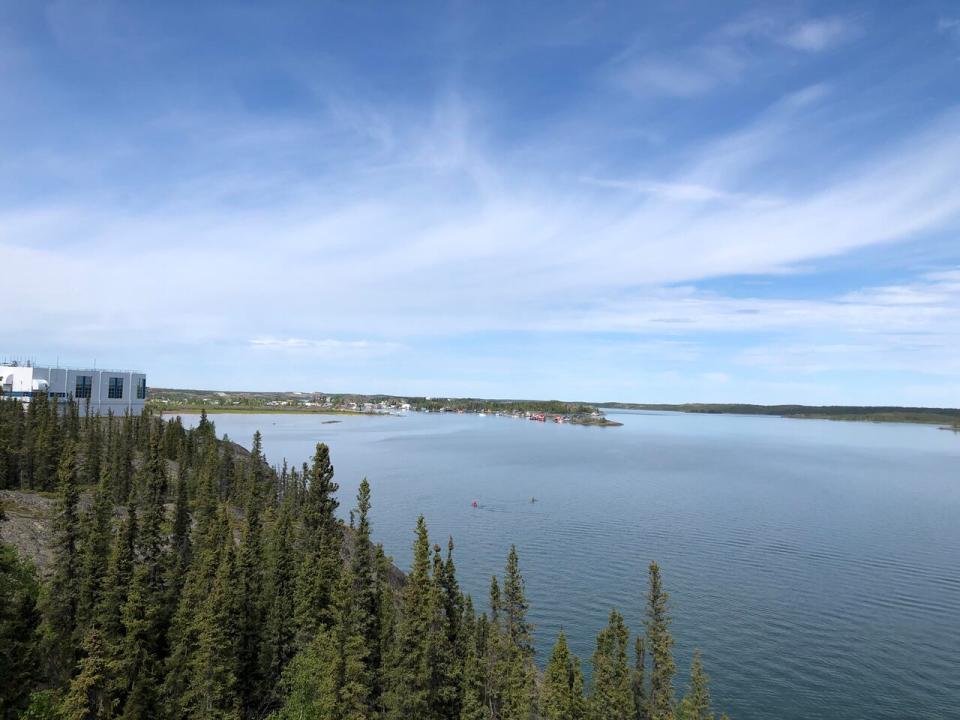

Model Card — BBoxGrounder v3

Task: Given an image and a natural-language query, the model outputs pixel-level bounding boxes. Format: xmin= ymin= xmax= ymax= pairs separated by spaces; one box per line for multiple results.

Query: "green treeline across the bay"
xmin=0 ymin=394 xmax=726 ymax=720
xmin=603 ymin=402 xmax=960 ymax=427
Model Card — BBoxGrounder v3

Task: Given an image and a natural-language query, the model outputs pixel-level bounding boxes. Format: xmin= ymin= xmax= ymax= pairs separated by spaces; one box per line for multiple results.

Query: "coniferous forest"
xmin=0 ymin=395 xmax=727 ymax=720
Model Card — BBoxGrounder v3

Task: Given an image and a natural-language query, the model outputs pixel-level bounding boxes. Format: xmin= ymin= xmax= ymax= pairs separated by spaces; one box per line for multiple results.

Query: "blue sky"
xmin=3 ymin=1 xmax=960 ymax=405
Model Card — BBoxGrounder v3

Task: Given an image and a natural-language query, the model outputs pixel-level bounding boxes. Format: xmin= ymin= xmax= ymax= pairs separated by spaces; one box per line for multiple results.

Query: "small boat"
xmin=471 ymin=500 xmax=479 ymax=508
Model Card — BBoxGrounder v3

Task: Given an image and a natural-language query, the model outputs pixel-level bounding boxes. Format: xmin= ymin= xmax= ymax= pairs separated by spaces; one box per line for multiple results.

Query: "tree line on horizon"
xmin=0 ymin=395 xmax=726 ymax=720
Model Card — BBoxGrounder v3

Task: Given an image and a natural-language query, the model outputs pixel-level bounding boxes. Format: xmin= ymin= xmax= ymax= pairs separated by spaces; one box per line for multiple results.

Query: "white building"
xmin=0 ymin=363 xmax=147 ymax=416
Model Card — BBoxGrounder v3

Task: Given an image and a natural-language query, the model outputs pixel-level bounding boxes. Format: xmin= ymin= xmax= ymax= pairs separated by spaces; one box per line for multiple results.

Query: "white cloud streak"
xmin=249 ymin=338 xmax=402 ymax=356
xmin=781 ymin=17 xmax=857 ymax=52
xmin=939 ymin=18 xmax=960 ymax=37
xmin=609 ymin=13 xmax=858 ymax=99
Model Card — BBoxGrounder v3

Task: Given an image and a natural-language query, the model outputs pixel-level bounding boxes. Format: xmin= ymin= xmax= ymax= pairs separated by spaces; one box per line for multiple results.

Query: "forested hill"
xmin=1 ymin=396 xmax=728 ymax=720
xmin=602 ymin=402 xmax=960 ymax=426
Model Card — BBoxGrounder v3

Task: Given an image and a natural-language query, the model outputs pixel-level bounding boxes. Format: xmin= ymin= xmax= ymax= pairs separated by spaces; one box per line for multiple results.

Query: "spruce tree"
xmin=676 ymin=651 xmax=712 ymax=720
xmin=294 ymin=443 xmax=342 ymax=644
xmin=260 ymin=498 xmax=298 ymax=708
xmin=502 ymin=546 xmax=533 ymax=656
xmin=161 ymin=464 xmax=193 ymax=660
xmin=119 ymin=435 xmax=170 ymax=719
xmin=161 ymin=506 xmax=230 ymax=719
xmin=39 ymin=441 xmax=83 ymax=685
xmin=645 ymin=563 xmax=676 ymax=720
xmin=60 ymin=629 xmax=116 ymax=720
xmin=540 ymin=631 xmax=586 ymax=720
xmin=589 ymin=610 xmax=635 ymax=720
xmin=99 ymin=503 xmax=137 ymax=650
xmin=571 ymin=649 xmax=588 ymax=720
xmin=80 ymin=410 xmax=102 ymax=488
xmin=31 ymin=392 xmax=59 ymax=491
xmin=110 ymin=421 xmax=134 ymax=505
xmin=459 ymin=597 xmax=489 ymax=720
xmin=78 ymin=466 xmax=115 ymax=630
xmin=384 ymin=516 xmax=433 ymax=720
xmin=330 ymin=560 xmax=370 ymax=720
xmin=248 ymin=430 xmax=269 ymax=506
xmin=374 ymin=544 xmax=397 ymax=719
xmin=633 ymin=636 xmax=647 ymax=720
xmin=237 ymin=499 xmax=265 ymax=718
xmin=0 ymin=541 xmax=41 ymax=719
xmin=182 ymin=535 xmax=242 ymax=720
xmin=193 ymin=450 xmax=221 ymax=532
xmin=349 ymin=479 xmax=381 ymax=710
xmin=431 ymin=540 xmax=464 ymax=720
xmin=269 ymin=630 xmax=338 ymax=720
xmin=484 ymin=576 xmax=504 ymax=718
xmin=119 ymin=577 xmax=163 ymax=719
xmin=498 ymin=547 xmax=536 ymax=720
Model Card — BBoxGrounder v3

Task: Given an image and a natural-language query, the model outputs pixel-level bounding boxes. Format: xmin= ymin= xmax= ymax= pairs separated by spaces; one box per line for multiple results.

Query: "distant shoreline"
xmin=147 ymin=391 xmax=959 ymax=431
xmin=156 ymin=405 xmax=624 ymax=426
xmin=602 ymin=403 xmax=960 ymax=428
xmin=157 ymin=405 xmax=371 ymax=416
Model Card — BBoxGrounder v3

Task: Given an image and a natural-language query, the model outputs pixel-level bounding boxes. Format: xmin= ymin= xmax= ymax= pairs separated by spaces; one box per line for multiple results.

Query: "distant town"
xmin=147 ymin=388 xmax=624 ymax=426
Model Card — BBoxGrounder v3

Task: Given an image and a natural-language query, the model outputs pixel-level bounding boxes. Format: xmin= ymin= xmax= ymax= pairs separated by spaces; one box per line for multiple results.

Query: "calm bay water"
xmin=173 ymin=409 xmax=960 ymax=720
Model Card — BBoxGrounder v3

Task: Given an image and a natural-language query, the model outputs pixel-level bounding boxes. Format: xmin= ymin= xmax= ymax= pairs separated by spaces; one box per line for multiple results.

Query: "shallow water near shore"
xmin=173 ymin=409 xmax=960 ymax=720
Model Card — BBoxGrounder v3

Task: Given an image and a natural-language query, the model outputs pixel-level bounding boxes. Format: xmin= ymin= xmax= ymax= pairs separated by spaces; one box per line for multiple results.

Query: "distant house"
xmin=0 ymin=362 xmax=147 ymax=416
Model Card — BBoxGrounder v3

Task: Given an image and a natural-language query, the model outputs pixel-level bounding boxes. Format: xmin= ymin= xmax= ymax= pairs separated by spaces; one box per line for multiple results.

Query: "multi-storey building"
xmin=0 ymin=363 xmax=147 ymax=416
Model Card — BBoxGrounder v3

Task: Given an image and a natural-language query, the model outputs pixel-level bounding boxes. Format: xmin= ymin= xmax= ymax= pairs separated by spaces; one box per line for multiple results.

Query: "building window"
xmin=108 ymin=377 xmax=123 ymax=399
xmin=137 ymin=377 xmax=147 ymax=400
xmin=76 ymin=376 xmax=92 ymax=399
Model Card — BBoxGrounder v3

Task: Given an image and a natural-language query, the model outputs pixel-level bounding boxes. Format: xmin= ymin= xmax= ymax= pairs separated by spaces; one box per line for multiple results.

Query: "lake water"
xmin=172 ymin=409 xmax=960 ymax=720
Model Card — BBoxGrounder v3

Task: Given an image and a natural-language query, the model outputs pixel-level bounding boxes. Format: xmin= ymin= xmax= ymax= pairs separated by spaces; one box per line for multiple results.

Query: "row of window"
xmin=72 ymin=376 xmax=147 ymax=400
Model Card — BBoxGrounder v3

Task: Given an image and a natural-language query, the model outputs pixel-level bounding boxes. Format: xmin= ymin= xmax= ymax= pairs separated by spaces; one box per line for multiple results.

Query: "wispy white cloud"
xmin=610 ymin=51 xmax=742 ymax=98
xmin=3 ymin=98 xmax=960 ymax=347
xmin=721 ymin=12 xmax=860 ymax=52
xmin=939 ymin=18 xmax=960 ymax=37
xmin=608 ymin=41 xmax=746 ymax=98
xmin=579 ymin=176 xmax=779 ymax=207
xmin=249 ymin=338 xmax=402 ymax=356
xmin=609 ymin=13 xmax=858 ymax=99
xmin=781 ymin=17 xmax=858 ymax=52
